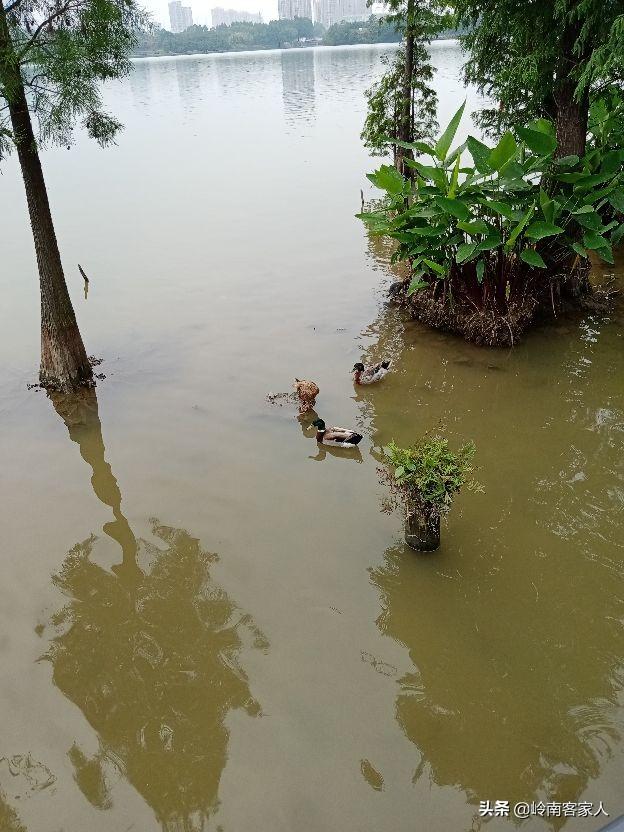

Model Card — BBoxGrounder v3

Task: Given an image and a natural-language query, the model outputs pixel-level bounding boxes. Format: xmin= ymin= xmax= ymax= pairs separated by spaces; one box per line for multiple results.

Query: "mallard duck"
xmin=352 ymin=360 xmax=391 ymax=385
xmin=294 ymin=378 xmax=319 ymax=413
xmin=311 ymin=418 xmax=363 ymax=447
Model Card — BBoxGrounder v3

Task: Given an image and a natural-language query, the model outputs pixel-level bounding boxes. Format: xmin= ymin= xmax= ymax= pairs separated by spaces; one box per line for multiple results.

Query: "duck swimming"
xmin=294 ymin=378 xmax=319 ymax=413
xmin=352 ymin=360 xmax=391 ymax=385
xmin=311 ymin=418 xmax=363 ymax=448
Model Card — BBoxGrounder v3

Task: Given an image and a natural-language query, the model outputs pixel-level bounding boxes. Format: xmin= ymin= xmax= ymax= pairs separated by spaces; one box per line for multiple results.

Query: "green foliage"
xmin=323 ymin=14 xmax=401 ymax=46
xmin=577 ymin=11 xmax=624 ymax=93
xmin=0 ymin=0 xmax=147 ymax=158
xmin=382 ymin=437 xmax=479 ymax=510
xmin=588 ymin=89 xmax=624 ymax=152
xmin=435 ymin=99 xmax=465 ymax=162
xmin=360 ymin=0 xmax=446 ymax=159
xmin=453 ymin=0 xmax=624 ymax=137
xmin=361 ymin=47 xmax=437 ymax=157
xmin=358 ymin=103 xmax=624 ymax=303
xmin=322 ymin=14 xmax=466 ymax=46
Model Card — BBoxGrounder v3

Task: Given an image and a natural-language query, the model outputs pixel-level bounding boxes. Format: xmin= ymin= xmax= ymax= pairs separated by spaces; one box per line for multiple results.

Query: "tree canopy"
xmin=454 ymin=0 xmax=624 ymax=138
xmin=0 ymin=0 xmax=146 ymax=160
xmin=361 ymin=0 xmax=446 ymax=162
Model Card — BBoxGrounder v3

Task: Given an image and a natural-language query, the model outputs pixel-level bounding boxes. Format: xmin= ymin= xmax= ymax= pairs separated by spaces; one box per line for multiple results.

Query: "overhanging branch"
xmin=16 ymin=0 xmax=75 ymax=62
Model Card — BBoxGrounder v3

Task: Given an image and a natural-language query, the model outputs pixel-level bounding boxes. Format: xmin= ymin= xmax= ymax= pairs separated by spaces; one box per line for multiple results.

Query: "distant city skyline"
xmin=146 ymin=0 xmax=381 ymax=30
xmin=168 ymin=0 xmax=193 ymax=30
xmin=312 ymin=0 xmax=367 ymax=28
xmin=277 ymin=0 xmax=311 ymax=22
xmin=211 ymin=5 xmax=262 ymax=25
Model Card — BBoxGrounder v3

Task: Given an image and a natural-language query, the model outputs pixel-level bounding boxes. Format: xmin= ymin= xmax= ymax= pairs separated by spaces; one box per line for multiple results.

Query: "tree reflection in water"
xmin=369 ymin=539 xmax=624 ymax=822
xmin=357 ymin=217 xmax=624 ymax=820
xmin=361 ymin=300 xmax=624 ymax=818
xmin=0 ymin=792 xmax=26 ymax=832
xmin=45 ymin=389 xmax=267 ymax=831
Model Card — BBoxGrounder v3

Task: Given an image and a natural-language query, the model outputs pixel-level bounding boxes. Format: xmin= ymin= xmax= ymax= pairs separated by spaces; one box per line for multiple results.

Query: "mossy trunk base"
xmin=405 ymin=500 xmax=440 ymax=552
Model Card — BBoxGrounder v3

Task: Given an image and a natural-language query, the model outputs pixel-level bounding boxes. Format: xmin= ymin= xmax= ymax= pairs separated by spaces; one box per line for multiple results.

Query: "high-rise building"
xmin=315 ymin=0 xmax=366 ymax=27
xmin=211 ymin=7 xmax=262 ymax=26
xmin=278 ymin=0 xmax=312 ymax=20
xmin=338 ymin=0 xmax=367 ymax=21
xmin=169 ymin=0 xmax=193 ymax=32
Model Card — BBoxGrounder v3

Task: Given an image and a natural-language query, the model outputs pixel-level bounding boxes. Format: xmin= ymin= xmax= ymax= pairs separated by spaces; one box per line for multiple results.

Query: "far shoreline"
xmin=130 ymin=38 xmax=459 ymax=61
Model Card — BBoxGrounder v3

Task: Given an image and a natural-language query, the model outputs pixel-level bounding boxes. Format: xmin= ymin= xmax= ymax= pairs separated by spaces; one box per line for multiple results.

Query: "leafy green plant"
xmin=358 ymin=101 xmax=624 ymax=333
xmin=380 ymin=437 xmax=481 ymax=515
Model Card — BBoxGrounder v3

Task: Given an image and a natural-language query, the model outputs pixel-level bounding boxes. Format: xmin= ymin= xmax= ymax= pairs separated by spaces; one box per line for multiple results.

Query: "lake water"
xmin=1 ymin=42 xmax=623 ymax=832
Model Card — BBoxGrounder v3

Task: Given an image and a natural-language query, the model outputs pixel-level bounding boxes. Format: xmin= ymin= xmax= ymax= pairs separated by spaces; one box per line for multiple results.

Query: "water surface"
xmin=1 ymin=43 xmax=623 ymax=832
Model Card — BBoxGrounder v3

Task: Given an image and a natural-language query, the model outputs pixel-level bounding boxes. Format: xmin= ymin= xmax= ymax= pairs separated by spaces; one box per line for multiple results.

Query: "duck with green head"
xmin=352 ymin=360 xmax=392 ymax=385
xmin=311 ymin=418 xmax=363 ymax=448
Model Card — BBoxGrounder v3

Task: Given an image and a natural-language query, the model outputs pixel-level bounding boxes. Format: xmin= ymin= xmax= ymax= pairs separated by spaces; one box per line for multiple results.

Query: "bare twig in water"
xmin=79 ymin=264 xmax=89 ymax=299
xmin=266 ymin=391 xmax=297 ymax=407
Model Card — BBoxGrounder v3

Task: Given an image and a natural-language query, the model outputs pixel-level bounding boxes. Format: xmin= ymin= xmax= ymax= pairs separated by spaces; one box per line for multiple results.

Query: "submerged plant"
xmin=379 ymin=437 xmax=481 ymax=551
xmin=381 ymin=437 xmax=480 ymax=511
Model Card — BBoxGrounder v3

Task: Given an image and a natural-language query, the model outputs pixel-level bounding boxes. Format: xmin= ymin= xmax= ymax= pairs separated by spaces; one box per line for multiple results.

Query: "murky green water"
xmin=1 ymin=43 xmax=623 ymax=832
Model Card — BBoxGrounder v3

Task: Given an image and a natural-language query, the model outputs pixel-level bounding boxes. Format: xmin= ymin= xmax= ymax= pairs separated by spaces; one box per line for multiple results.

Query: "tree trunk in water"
xmin=404 ymin=497 xmax=440 ymax=552
xmin=396 ymin=0 xmax=415 ymax=177
xmin=0 ymin=6 xmax=92 ymax=391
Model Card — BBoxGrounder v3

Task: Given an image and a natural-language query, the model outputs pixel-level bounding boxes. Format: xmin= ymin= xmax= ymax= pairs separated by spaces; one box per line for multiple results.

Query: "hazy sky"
xmin=144 ymin=0 xmax=280 ymax=29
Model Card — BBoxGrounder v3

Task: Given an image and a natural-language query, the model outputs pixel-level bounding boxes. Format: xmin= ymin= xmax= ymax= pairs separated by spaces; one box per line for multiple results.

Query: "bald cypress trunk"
xmin=396 ymin=0 xmax=415 ymax=177
xmin=555 ymin=78 xmax=589 ymax=159
xmin=554 ymin=14 xmax=589 ymax=159
xmin=0 ymin=5 xmax=92 ymax=390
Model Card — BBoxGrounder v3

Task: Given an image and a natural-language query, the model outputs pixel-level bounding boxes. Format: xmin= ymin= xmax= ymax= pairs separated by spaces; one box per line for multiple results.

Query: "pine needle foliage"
xmin=361 ymin=0 xmax=446 ymax=160
xmin=0 ymin=0 xmax=148 ymax=160
xmin=453 ymin=0 xmax=624 ymax=137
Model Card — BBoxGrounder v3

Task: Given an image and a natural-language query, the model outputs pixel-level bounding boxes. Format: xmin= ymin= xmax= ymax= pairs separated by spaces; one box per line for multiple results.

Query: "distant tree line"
xmin=323 ymin=16 xmax=466 ymax=45
xmin=322 ymin=16 xmax=402 ymax=45
xmin=132 ymin=15 xmax=469 ymax=57
xmin=133 ymin=17 xmax=324 ymax=56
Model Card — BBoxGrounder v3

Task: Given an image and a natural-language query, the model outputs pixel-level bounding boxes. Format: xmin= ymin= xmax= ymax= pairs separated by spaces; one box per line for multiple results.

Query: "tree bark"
xmin=0 ymin=5 xmax=93 ymax=391
xmin=396 ymin=0 xmax=415 ymax=177
xmin=553 ymin=10 xmax=589 ymax=159
xmin=404 ymin=497 xmax=440 ymax=552
xmin=554 ymin=77 xmax=589 ymax=159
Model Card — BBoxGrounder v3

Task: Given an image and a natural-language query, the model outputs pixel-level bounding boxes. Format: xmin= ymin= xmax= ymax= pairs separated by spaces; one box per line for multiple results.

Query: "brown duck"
xmin=294 ymin=378 xmax=319 ymax=413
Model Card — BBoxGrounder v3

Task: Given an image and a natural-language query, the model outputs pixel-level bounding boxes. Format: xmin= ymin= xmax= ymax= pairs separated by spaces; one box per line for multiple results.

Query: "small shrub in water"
xmin=379 ymin=437 xmax=482 ymax=550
